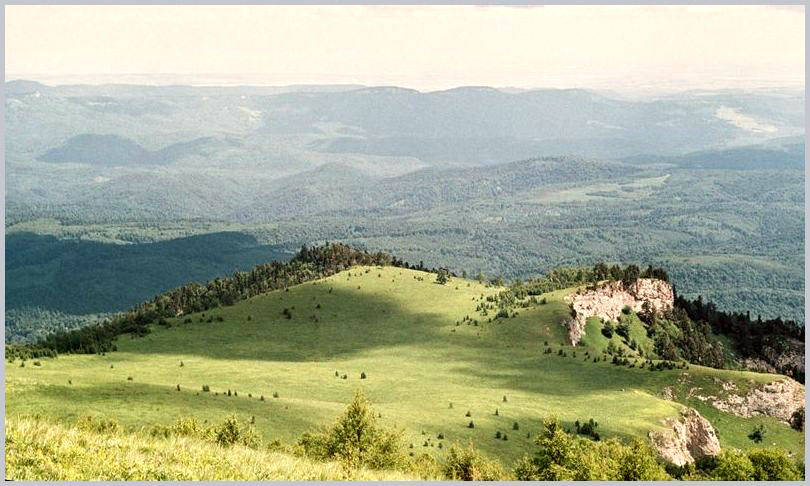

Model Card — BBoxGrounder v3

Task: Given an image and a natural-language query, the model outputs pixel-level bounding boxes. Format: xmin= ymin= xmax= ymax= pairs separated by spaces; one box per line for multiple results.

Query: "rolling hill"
xmin=7 ymin=261 xmax=803 ymax=478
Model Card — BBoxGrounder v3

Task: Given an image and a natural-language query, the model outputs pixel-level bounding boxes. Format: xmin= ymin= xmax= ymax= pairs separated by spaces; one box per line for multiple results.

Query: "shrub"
xmin=360 ymin=372 xmax=367 ymax=379
xmin=495 ymin=431 xmax=501 ymax=439
xmin=502 ymin=395 xmax=508 ymax=403
xmin=468 ymin=421 xmax=475 ymax=429
xmin=790 ymin=408 xmax=804 ymax=432
xmin=601 ymin=322 xmax=614 ymax=339
xmin=260 ymin=395 xmax=264 ymax=401
xmin=621 ymin=305 xmax=632 ymax=315
xmin=213 ymin=415 xmax=261 ymax=448
xmin=202 ymin=384 xmax=210 ymax=392
xmin=574 ymin=418 xmax=600 ymax=441
xmin=443 ymin=442 xmax=504 ymax=480
xmin=514 ymin=417 xmax=669 ymax=481
xmin=747 ymin=448 xmax=803 ymax=481
xmin=502 ymin=434 xmax=508 ymax=441
xmin=298 ymin=390 xmax=407 ymax=471
xmin=513 ymin=422 xmax=519 ymax=431
xmin=748 ymin=424 xmax=765 ymax=443
xmin=76 ymin=415 xmax=121 ymax=435
xmin=709 ymin=449 xmax=755 ymax=480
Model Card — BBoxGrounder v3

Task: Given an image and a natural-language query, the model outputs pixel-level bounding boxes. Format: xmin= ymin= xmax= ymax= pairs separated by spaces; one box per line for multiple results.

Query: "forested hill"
xmin=11 ymin=243 xmax=803 ymax=383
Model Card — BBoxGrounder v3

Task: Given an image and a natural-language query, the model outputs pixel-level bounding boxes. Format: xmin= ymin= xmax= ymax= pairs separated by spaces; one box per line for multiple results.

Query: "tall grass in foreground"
xmin=4 ymin=417 xmax=426 ymax=481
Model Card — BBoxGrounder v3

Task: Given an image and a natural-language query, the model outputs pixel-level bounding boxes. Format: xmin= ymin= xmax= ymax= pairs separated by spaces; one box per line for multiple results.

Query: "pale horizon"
xmin=5 ymin=5 xmax=805 ymax=94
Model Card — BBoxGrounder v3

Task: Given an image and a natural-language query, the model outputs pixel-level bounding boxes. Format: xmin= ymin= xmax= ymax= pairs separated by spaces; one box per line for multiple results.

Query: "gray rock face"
xmin=649 ymin=408 xmax=721 ymax=466
xmin=564 ymin=279 xmax=674 ymax=345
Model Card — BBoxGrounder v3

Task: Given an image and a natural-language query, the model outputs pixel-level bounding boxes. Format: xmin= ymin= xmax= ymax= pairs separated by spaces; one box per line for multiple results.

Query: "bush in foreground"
xmin=443 ymin=441 xmax=506 ymax=481
xmin=298 ymin=390 xmax=407 ymax=471
xmin=513 ymin=417 xmax=669 ymax=481
xmin=5 ymin=417 xmax=420 ymax=481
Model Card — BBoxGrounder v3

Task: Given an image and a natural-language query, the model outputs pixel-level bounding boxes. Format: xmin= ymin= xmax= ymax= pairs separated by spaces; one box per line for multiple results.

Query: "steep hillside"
xmin=7 ymin=265 xmax=803 ymax=469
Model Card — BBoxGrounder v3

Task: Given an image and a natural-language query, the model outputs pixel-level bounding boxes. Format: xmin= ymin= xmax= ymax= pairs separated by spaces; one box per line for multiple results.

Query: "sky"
xmin=4 ymin=5 xmax=805 ymax=93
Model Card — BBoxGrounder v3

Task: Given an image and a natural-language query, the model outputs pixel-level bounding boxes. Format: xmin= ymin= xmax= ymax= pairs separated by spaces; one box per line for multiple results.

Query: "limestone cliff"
xmin=711 ymin=378 xmax=805 ymax=424
xmin=649 ymin=408 xmax=721 ymax=466
xmin=563 ymin=278 xmax=674 ymax=345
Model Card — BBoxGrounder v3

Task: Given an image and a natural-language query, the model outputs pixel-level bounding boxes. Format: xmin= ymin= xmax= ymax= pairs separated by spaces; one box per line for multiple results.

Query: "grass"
xmin=5 ymin=416 xmax=425 ymax=481
xmin=5 ymin=266 xmax=803 ymax=470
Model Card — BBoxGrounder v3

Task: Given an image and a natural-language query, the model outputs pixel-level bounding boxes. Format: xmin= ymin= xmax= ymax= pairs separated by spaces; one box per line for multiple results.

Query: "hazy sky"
xmin=5 ymin=5 xmax=805 ymax=92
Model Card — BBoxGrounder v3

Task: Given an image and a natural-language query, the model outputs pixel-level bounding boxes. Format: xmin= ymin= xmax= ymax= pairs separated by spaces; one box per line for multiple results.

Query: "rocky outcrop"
xmin=649 ymin=408 xmax=721 ymax=466
xmin=564 ymin=279 xmax=674 ymax=345
xmin=712 ymin=378 xmax=804 ymax=423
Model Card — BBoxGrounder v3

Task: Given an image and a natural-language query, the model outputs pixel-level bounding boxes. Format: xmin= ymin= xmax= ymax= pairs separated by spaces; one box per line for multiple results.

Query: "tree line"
xmin=676 ymin=294 xmax=804 ymax=382
xmin=29 ymin=243 xmax=420 ymax=355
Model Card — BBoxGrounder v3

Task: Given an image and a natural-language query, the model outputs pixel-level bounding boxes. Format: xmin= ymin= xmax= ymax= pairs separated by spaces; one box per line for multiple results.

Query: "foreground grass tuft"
xmin=5 ymin=417 xmax=424 ymax=481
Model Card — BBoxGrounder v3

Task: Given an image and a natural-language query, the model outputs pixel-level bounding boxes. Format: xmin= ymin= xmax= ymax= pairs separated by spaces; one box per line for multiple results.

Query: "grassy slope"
xmin=6 ymin=267 xmax=803 ymax=467
xmin=5 ymin=416 xmax=424 ymax=481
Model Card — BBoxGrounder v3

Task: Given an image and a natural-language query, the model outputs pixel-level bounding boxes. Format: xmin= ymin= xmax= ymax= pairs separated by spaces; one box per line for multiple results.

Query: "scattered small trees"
xmin=574 ymin=419 xmax=600 ymax=441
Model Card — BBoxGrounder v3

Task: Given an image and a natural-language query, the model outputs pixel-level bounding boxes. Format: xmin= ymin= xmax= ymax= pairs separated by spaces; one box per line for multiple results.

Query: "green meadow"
xmin=6 ymin=266 xmax=803 ymax=466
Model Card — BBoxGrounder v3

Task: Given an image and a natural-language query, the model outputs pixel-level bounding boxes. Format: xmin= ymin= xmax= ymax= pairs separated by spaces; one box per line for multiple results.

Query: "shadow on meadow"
xmin=19 ymin=380 xmax=321 ymax=439
xmin=118 ymin=281 xmax=465 ymax=362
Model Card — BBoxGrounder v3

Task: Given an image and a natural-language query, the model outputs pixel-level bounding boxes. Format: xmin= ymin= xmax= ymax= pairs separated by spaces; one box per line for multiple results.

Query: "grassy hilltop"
xmin=6 ymin=265 xmax=803 ymax=474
